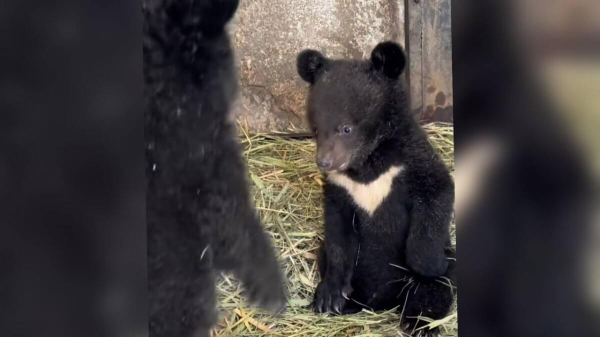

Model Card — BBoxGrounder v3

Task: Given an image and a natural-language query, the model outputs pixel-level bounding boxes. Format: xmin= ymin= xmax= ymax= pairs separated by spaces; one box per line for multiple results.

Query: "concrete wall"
xmin=229 ymin=0 xmax=405 ymax=132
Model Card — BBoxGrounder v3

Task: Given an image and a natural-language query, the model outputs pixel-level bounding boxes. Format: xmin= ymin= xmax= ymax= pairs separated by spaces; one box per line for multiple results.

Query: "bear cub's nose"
xmin=317 ymin=156 xmax=333 ymax=171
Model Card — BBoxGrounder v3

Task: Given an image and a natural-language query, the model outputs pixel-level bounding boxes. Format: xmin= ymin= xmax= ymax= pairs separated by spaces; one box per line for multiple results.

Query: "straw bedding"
xmin=213 ymin=123 xmax=457 ymax=337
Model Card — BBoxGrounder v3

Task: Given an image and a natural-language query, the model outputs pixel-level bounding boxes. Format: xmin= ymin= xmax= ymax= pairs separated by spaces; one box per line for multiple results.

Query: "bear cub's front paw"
xmin=313 ymin=279 xmax=352 ymax=314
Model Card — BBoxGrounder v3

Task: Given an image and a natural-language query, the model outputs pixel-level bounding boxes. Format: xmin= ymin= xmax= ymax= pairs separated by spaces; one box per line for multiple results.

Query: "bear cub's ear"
xmin=371 ymin=41 xmax=406 ymax=79
xmin=297 ymin=49 xmax=328 ymax=84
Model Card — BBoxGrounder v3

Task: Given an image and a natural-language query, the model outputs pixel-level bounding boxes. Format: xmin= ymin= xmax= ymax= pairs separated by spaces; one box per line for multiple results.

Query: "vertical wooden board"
xmin=390 ymin=0 xmax=407 ymax=47
xmin=422 ymin=0 xmax=453 ymax=122
xmin=405 ymin=0 xmax=424 ymax=116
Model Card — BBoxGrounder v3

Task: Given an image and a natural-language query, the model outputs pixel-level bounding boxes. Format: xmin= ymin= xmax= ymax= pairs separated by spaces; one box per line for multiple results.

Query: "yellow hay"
xmin=214 ymin=123 xmax=457 ymax=337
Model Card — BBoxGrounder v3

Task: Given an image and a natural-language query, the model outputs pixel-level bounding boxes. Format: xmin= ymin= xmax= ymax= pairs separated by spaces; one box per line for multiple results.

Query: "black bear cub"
xmin=297 ymin=42 xmax=455 ymax=335
xmin=145 ymin=0 xmax=286 ymax=336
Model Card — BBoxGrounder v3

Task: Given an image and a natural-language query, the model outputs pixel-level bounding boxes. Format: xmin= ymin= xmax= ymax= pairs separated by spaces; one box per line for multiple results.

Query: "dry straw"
xmin=214 ymin=123 xmax=457 ymax=337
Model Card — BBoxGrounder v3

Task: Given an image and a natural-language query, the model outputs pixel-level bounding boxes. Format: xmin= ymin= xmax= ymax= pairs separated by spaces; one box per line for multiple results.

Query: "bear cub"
xmin=297 ymin=42 xmax=455 ymax=334
xmin=145 ymin=1 xmax=286 ymax=336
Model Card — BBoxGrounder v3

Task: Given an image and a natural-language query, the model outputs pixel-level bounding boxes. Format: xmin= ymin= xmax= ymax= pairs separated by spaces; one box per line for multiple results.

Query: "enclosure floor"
xmin=213 ymin=124 xmax=457 ymax=337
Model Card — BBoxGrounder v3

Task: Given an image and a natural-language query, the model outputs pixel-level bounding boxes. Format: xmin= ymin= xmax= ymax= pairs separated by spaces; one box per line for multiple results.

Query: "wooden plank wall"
xmin=405 ymin=0 xmax=453 ymax=123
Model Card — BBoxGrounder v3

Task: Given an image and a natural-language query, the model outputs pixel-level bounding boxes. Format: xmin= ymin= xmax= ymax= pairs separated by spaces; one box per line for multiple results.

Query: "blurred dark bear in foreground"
xmin=454 ymin=1 xmax=599 ymax=337
xmin=144 ymin=0 xmax=286 ymax=336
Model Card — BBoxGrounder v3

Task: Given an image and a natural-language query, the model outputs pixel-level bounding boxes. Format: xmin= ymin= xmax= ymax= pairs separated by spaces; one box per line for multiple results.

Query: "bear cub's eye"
xmin=342 ymin=125 xmax=353 ymax=135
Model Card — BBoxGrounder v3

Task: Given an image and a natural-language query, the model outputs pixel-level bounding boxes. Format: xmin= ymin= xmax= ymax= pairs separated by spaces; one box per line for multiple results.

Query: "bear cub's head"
xmin=296 ymin=41 xmax=407 ymax=173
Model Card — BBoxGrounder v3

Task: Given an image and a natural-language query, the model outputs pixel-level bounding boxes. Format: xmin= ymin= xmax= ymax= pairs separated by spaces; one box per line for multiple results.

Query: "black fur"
xmin=298 ymin=42 xmax=455 ymax=335
xmin=144 ymin=1 xmax=286 ymax=336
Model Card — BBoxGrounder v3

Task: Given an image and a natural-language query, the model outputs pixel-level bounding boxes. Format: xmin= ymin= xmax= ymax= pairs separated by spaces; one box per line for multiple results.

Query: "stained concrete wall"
xmin=229 ymin=0 xmax=405 ymax=132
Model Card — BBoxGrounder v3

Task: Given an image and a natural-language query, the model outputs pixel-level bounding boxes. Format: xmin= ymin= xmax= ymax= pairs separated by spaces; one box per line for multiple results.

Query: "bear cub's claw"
xmin=313 ymin=280 xmax=352 ymax=314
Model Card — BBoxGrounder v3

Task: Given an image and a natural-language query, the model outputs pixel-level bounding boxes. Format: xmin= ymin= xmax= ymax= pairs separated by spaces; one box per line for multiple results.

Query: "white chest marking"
xmin=328 ymin=165 xmax=404 ymax=216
